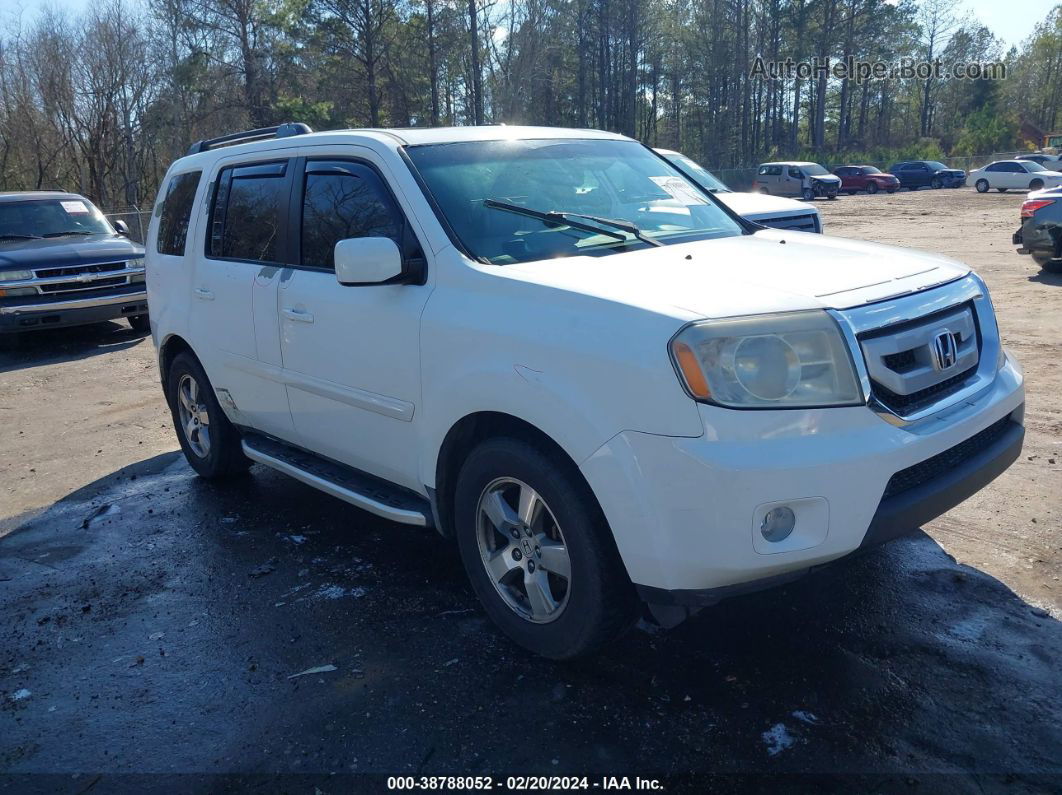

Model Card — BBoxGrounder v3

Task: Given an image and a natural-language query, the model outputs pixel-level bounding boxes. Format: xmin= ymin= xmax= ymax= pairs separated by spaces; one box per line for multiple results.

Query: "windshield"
xmin=405 ymin=139 xmax=744 ymax=265
xmin=1022 ymin=161 xmax=1046 ymax=172
xmin=0 ymin=198 xmax=113 ymax=240
xmin=802 ymin=164 xmax=830 ymax=176
xmin=925 ymin=161 xmax=949 ymax=171
xmin=862 ymin=166 xmax=882 ymax=174
xmin=660 ymin=153 xmax=730 ymax=193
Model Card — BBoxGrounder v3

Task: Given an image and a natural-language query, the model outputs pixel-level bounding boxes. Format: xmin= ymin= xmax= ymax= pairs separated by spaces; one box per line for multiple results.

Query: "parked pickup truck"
xmin=147 ymin=124 xmax=1025 ymax=659
xmin=0 ymin=191 xmax=147 ymax=337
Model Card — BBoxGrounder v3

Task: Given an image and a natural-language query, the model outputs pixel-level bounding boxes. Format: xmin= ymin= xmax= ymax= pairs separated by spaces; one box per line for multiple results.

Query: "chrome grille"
xmin=32 ymin=261 xmax=132 ymax=294
xmin=835 ymin=275 xmax=1001 ymax=425
xmin=754 ymin=213 xmax=819 ymax=233
xmin=858 ymin=302 xmax=980 ymax=415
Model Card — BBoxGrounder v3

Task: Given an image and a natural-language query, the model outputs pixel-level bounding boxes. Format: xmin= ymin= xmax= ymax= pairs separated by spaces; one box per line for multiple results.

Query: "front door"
xmin=277 ymin=153 xmax=432 ymax=491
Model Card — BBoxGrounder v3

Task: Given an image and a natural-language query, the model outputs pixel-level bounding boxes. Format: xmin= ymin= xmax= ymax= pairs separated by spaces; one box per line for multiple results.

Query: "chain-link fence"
xmin=103 ymin=207 xmax=152 ymax=243
xmin=710 ymin=153 xmax=1029 ymax=192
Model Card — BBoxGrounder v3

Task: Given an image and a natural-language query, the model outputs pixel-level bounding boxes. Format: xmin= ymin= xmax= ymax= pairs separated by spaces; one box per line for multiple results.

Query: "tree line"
xmin=0 ymin=0 xmax=1060 ymax=209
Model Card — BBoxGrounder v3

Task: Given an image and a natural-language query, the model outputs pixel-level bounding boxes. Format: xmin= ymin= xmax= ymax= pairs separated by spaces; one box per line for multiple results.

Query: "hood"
xmin=870 ymin=173 xmax=900 ymax=180
xmin=0 ymin=234 xmax=144 ymax=270
xmin=810 ymin=174 xmax=841 ymax=184
xmin=497 ymin=229 xmax=969 ymax=319
xmin=716 ymin=192 xmax=817 ymax=218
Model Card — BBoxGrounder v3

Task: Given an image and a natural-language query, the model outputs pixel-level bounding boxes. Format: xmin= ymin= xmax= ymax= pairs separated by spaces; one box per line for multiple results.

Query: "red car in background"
xmin=833 ymin=165 xmax=900 ymax=194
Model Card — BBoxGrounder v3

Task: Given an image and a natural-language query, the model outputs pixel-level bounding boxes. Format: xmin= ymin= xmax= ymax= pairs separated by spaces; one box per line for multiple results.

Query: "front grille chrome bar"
xmin=831 ymin=274 xmax=1001 ymax=428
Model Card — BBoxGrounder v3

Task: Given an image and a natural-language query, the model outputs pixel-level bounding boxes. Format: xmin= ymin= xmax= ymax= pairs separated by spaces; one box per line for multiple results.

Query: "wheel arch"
xmin=157 ymin=333 xmax=196 ymax=402
xmin=431 ymin=411 xmax=592 ymax=540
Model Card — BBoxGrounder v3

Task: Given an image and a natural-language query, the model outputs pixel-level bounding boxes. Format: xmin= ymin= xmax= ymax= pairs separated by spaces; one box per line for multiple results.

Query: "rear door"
xmin=188 ymin=154 xmax=298 ymax=440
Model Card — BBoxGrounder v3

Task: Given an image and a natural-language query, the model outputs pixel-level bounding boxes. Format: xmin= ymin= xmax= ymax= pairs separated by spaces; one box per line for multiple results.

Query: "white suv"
xmin=147 ymin=124 xmax=1025 ymax=659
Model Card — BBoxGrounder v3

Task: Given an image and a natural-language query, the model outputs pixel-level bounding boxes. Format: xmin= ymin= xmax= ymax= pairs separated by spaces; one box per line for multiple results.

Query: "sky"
xmin=3 ymin=0 xmax=1059 ymax=50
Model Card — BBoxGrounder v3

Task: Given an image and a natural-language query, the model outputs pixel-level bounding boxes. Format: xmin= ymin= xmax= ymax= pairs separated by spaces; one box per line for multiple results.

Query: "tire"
xmin=997 ymin=188 xmax=1007 ymax=193
xmin=759 ymin=187 xmax=770 ymax=195
xmin=930 ymin=177 xmax=943 ymax=189
xmin=128 ymin=314 xmax=150 ymax=333
xmin=866 ymin=182 xmax=878 ymax=195
xmin=827 ymin=193 xmax=837 ymax=200
xmin=802 ymin=187 xmax=815 ymax=201
xmin=166 ymin=352 xmax=249 ymax=479
xmin=886 ymin=188 xmax=896 ymax=194
xmin=847 ymin=190 xmax=856 ymax=195
xmin=1043 ymin=260 xmax=1062 ymax=274
xmin=1030 ymin=179 xmax=1045 ymax=191
xmin=975 ymin=179 xmax=989 ymax=193
xmin=453 ymin=437 xmax=637 ymax=659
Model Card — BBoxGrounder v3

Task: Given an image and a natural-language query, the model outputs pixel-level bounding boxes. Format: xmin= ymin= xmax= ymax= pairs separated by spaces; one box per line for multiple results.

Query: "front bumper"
xmin=0 ymin=289 xmax=148 ymax=333
xmin=581 ymin=356 xmax=1024 ymax=602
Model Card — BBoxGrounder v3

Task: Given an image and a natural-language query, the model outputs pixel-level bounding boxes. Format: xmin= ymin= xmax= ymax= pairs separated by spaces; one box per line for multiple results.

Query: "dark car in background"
xmin=833 ymin=165 xmax=900 ymax=194
xmin=1014 ymin=189 xmax=1062 ymax=273
xmin=889 ymin=161 xmax=966 ymax=190
xmin=0 ymin=191 xmax=147 ymax=337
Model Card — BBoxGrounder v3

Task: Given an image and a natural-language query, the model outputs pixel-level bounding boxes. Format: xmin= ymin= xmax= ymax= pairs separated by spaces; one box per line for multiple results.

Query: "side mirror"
xmin=334 ymin=237 xmax=403 ymax=286
xmin=113 ymin=219 xmax=130 ymax=237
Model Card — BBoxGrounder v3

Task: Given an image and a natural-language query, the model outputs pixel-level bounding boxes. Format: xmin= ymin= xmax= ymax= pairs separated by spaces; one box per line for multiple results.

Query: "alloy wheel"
xmin=177 ymin=373 xmax=211 ymax=458
xmin=476 ymin=477 xmax=571 ymax=624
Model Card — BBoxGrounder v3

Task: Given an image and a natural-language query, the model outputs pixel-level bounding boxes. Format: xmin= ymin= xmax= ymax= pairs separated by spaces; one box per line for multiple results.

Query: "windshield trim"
xmin=401 ymin=139 xmax=756 ymax=266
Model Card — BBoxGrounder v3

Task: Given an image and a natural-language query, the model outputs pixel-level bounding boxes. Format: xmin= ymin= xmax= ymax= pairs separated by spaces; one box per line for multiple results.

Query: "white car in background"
xmin=969 ymin=160 xmax=1062 ymax=193
xmin=656 ymin=149 xmax=822 ymax=233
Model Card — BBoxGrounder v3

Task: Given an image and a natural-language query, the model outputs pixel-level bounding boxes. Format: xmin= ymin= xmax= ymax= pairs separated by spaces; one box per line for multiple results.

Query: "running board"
xmin=241 ymin=433 xmax=432 ymax=527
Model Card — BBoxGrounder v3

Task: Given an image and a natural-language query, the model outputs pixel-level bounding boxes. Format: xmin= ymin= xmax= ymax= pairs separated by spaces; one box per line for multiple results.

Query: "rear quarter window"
xmin=155 ymin=171 xmax=202 ymax=256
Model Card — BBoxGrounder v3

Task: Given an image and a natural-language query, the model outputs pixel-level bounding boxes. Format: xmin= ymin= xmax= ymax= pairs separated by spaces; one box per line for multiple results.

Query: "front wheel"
xmin=802 ymin=187 xmax=815 ymax=201
xmin=1030 ymin=179 xmax=1045 ymax=191
xmin=453 ymin=438 xmax=636 ymax=659
xmin=975 ymin=179 xmax=989 ymax=193
xmin=930 ymin=177 xmax=943 ymax=189
xmin=166 ymin=352 xmax=249 ymax=478
xmin=866 ymin=182 xmax=879 ymax=195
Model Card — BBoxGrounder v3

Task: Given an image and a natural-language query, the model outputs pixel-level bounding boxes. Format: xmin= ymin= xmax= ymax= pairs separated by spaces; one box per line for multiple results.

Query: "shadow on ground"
xmin=0 ymin=321 xmax=149 ymax=375
xmin=1 ymin=455 xmax=1059 ymax=791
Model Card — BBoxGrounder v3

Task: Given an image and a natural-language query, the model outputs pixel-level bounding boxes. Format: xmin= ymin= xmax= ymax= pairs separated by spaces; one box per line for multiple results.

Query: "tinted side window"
xmin=301 ymin=161 xmax=403 ymax=270
xmin=985 ymin=163 xmax=1001 ymax=172
xmin=788 ymin=167 xmax=802 ymax=178
xmin=156 ymin=171 xmax=201 ymax=256
xmin=209 ymin=160 xmax=290 ymax=263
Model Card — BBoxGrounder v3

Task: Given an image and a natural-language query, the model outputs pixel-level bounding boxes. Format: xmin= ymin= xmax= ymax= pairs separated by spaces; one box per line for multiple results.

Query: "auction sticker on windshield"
xmin=650 ymin=176 xmax=707 ymax=204
xmin=61 ymin=200 xmax=90 ymax=214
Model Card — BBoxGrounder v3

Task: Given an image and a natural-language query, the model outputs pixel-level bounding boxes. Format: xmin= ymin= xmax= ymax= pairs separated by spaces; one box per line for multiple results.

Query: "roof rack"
xmin=186 ymin=122 xmax=313 ymax=156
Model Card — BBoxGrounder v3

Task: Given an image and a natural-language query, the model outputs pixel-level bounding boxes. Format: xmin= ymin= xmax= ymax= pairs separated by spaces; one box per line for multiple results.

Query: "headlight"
xmin=0 ymin=270 xmax=33 ymax=283
xmin=670 ymin=311 xmax=864 ymax=408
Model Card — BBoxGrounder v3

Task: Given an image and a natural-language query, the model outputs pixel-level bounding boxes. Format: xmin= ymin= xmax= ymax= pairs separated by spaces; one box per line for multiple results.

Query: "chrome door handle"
xmin=194 ymin=287 xmax=215 ymax=301
xmin=282 ymin=307 xmax=314 ymax=324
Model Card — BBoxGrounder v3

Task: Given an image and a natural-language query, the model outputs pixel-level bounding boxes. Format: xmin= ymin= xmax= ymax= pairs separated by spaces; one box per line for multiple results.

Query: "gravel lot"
xmin=1 ymin=186 xmax=1059 ymax=789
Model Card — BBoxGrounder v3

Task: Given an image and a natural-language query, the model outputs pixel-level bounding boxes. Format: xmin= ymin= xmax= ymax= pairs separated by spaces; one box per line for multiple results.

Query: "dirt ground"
xmin=0 ymin=186 xmax=1059 ymax=788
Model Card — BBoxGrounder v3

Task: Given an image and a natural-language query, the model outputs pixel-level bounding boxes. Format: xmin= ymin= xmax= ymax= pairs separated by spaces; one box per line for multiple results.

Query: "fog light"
xmin=760 ymin=506 xmax=796 ymax=542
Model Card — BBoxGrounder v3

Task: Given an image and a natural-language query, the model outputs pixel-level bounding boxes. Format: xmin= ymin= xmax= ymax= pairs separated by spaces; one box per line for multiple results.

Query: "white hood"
xmin=499 ymin=230 xmax=970 ymax=318
xmin=717 ymin=191 xmax=815 ymax=218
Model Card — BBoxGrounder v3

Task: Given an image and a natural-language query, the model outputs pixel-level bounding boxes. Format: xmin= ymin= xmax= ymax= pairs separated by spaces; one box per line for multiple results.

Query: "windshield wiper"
xmin=482 ymin=199 xmax=662 ymax=247
xmin=0 ymin=233 xmax=42 ymax=240
xmin=42 ymin=230 xmax=95 ymax=238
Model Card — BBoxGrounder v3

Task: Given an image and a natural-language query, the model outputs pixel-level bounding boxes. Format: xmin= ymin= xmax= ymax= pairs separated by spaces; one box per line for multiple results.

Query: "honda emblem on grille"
xmin=931 ymin=330 xmax=958 ymax=371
